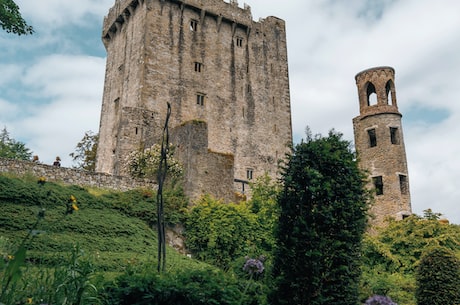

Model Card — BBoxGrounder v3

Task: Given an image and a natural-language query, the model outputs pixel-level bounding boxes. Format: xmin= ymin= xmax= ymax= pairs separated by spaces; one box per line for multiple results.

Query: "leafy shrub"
xmin=184 ymin=195 xmax=259 ymax=269
xmin=415 ymin=246 xmax=460 ymax=305
xmin=103 ymin=266 xmax=242 ymax=305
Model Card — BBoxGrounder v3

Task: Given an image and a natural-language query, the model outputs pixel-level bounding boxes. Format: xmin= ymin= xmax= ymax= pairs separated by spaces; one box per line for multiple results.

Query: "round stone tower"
xmin=352 ymin=66 xmax=412 ymax=227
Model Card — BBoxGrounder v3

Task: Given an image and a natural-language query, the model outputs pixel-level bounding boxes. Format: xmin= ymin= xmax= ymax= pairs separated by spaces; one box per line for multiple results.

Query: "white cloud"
xmin=16 ymin=0 xmax=113 ymax=28
xmin=1 ymin=54 xmax=105 ymax=166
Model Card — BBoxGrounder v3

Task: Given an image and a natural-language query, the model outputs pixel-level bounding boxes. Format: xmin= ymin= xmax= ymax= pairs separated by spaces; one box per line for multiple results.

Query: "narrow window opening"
xmin=247 ymin=169 xmax=253 ymax=180
xmin=368 ymin=128 xmax=377 ymax=147
xmin=135 ymin=127 xmax=138 ymax=135
xmin=196 ymin=93 xmax=205 ymax=106
xmin=386 ymin=81 xmax=394 ymax=105
xmin=190 ymin=19 xmax=198 ymax=31
xmin=366 ymin=82 xmax=377 ymax=106
xmin=399 ymin=174 xmax=408 ymax=195
xmin=373 ymin=176 xmax=383 ymax=195
xmin=390 ymin=127 xmax=400 ymax=145
xmin=194 ymin=62 xmax=202 ymax=72
xmin=236 ymin=37 xmax=243 ymax=47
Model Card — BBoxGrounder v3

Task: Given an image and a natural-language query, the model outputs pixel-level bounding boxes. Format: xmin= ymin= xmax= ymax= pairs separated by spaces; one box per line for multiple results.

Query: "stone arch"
xmin=366 ymin=82 xmax=377 ymax=106
xmin=385 ymin=79 xmax=395 ymax=105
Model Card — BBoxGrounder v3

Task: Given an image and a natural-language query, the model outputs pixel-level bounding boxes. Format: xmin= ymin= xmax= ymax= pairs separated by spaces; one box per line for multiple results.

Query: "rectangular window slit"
xmin=196 ymin=93 xmax=205 ymax=106
xmin=190 ymin=19 xmax=198 ymax=31
xmin=194 ymin=62 xmax=202 ymax=72
xmin=373 ymin=176 xmax=383 ymax=195
xmin=399 ymin=174 xmax=408 ymax=195
xmin=390 ymin=127 xmax=400 ymax=145
xmin=236 ymin=37 xmax=243 ymax=47
xmin=247 ymin=169 xmax=253 ymax=180
xmin=368 ymin=128 xmax=377 ymax=147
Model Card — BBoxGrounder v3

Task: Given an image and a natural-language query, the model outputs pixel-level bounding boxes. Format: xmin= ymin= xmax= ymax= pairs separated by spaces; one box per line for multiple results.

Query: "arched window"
xmin=385 ymin=80 xmax=395 ymax=105
xmin=366 ymin=82 xmax=377 ymax=106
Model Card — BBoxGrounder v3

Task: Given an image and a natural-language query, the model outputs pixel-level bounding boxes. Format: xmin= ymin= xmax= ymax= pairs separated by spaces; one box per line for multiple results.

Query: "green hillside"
xmin=0 ymin=173 xmax=231 ymax=304
xmin=0 ymin=173 xmax=197 ymax=271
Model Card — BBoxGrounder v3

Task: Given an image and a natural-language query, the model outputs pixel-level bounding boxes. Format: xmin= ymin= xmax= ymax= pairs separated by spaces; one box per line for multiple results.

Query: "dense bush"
xmin=415 ymin=246 xmax=460 ymax=305
xmin=184 ymin=195 xmax=259 ymax=269
xmin=270 ymin=130 xmax=370 ymax=305
xmin=102 ymin=266 xmax=244 ymax=305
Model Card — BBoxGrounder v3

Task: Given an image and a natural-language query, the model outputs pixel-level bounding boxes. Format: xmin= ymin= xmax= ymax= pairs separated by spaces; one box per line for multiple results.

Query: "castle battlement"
xmin=103 ymin=0 xmax=255 ymax=45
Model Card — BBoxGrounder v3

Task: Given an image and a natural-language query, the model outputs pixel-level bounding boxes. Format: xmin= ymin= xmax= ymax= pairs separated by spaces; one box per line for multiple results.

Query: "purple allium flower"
xmin=243 ymin=258 xmax=264 ymax=275
xmin=365 ymin=295 xmax=398 ymax=305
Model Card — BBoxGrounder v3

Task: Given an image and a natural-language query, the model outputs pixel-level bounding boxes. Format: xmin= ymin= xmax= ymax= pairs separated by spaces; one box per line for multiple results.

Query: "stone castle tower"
xmin=352 ymin=66 xmax=412 ymax=226
xmin=96 ymin=0 xmax=292 ymax=201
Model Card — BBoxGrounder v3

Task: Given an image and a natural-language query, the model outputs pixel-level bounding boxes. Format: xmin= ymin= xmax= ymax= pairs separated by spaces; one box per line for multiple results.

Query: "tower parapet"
xmin=102 ymin=0 xmax=253 ymax=47
xmin=353 ymin=66 xmax=412 ymax=227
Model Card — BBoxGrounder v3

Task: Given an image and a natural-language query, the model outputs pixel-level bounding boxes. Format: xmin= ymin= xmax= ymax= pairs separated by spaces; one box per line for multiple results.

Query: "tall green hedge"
xmin=415 ymin=246 xmax=460 ymax=305
xmin=270 ymin=130 xmax=370 ymax=305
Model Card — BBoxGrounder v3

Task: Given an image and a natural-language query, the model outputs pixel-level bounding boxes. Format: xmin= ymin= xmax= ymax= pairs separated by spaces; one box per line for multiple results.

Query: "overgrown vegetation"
xmin=1 ymin=141 xmax=460 ymax=304
xmin=361 ymin=211 xmax=460 ymax=305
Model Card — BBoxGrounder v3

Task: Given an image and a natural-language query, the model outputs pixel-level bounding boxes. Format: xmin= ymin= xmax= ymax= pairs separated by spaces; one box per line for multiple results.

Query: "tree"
xmin=415 ymin=246 xmax=460 ymax=305
xmin=0 ymin=0 xmax=33 ymax=35
xmin=0 ymin=127 xmax=32 ymax=160
xmin=69 ymin=131 xmax=98 ymax=171
xmin=270 ymin=129 xmax=370 ymax=305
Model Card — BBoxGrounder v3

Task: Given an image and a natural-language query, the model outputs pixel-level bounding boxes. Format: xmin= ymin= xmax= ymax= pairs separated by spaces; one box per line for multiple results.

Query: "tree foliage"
xmin=184 ymin=195 xmax=259 ymax=269
xmin=69 ymin=131 xmax=98 ymax=171
xmin=415 ymin=246 xmax=460 ymax=305
xmin=0 ymin=0 xmax=33 ymax=35
xmin=270 ymin=129 xmax=370 ymax=305
xmin=361 ymin=212 xmax=460 ymax=304
xmin=0 ymin=127 xmax=32 ymax=160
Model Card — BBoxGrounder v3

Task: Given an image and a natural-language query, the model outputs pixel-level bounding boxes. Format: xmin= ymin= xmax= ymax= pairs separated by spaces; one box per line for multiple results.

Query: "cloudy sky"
xmin=1 ymin=0 xmax=459 ymax=223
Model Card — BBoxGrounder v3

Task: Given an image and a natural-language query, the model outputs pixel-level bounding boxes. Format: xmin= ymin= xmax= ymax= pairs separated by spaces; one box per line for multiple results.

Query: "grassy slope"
xmin=0 ymin=173 xmax=200 ymax=273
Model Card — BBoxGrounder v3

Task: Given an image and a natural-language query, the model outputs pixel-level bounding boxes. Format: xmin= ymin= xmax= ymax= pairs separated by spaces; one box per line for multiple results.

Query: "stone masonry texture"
xmin=96 ymin=0 xmax=292 ymax=201
xmin=353 ymin=66 xmax=412 ymax=227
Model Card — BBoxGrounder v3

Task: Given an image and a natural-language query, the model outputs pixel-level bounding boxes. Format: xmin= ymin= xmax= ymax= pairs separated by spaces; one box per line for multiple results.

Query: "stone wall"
xmin=171 ymin=120 xmax=235 ymax=202
xmin=0 ymin=158 xmax=156 ymax=191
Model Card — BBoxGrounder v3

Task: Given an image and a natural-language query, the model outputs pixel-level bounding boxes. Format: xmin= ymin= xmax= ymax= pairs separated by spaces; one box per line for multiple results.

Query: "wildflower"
xmin=365 ymin=295 xmax=398 ymax=305
xmin=66 ymin=195 xmax=78 ymax=214
xmin=26 ymin=297 xmax=33 ymax=304
xmin=37 ymin=176 xmax=46 ymax=185
xmin=243 ymin=257 xmax=265 ymax=275
xmin=7 ymin=254 xmax=14 ymax=260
